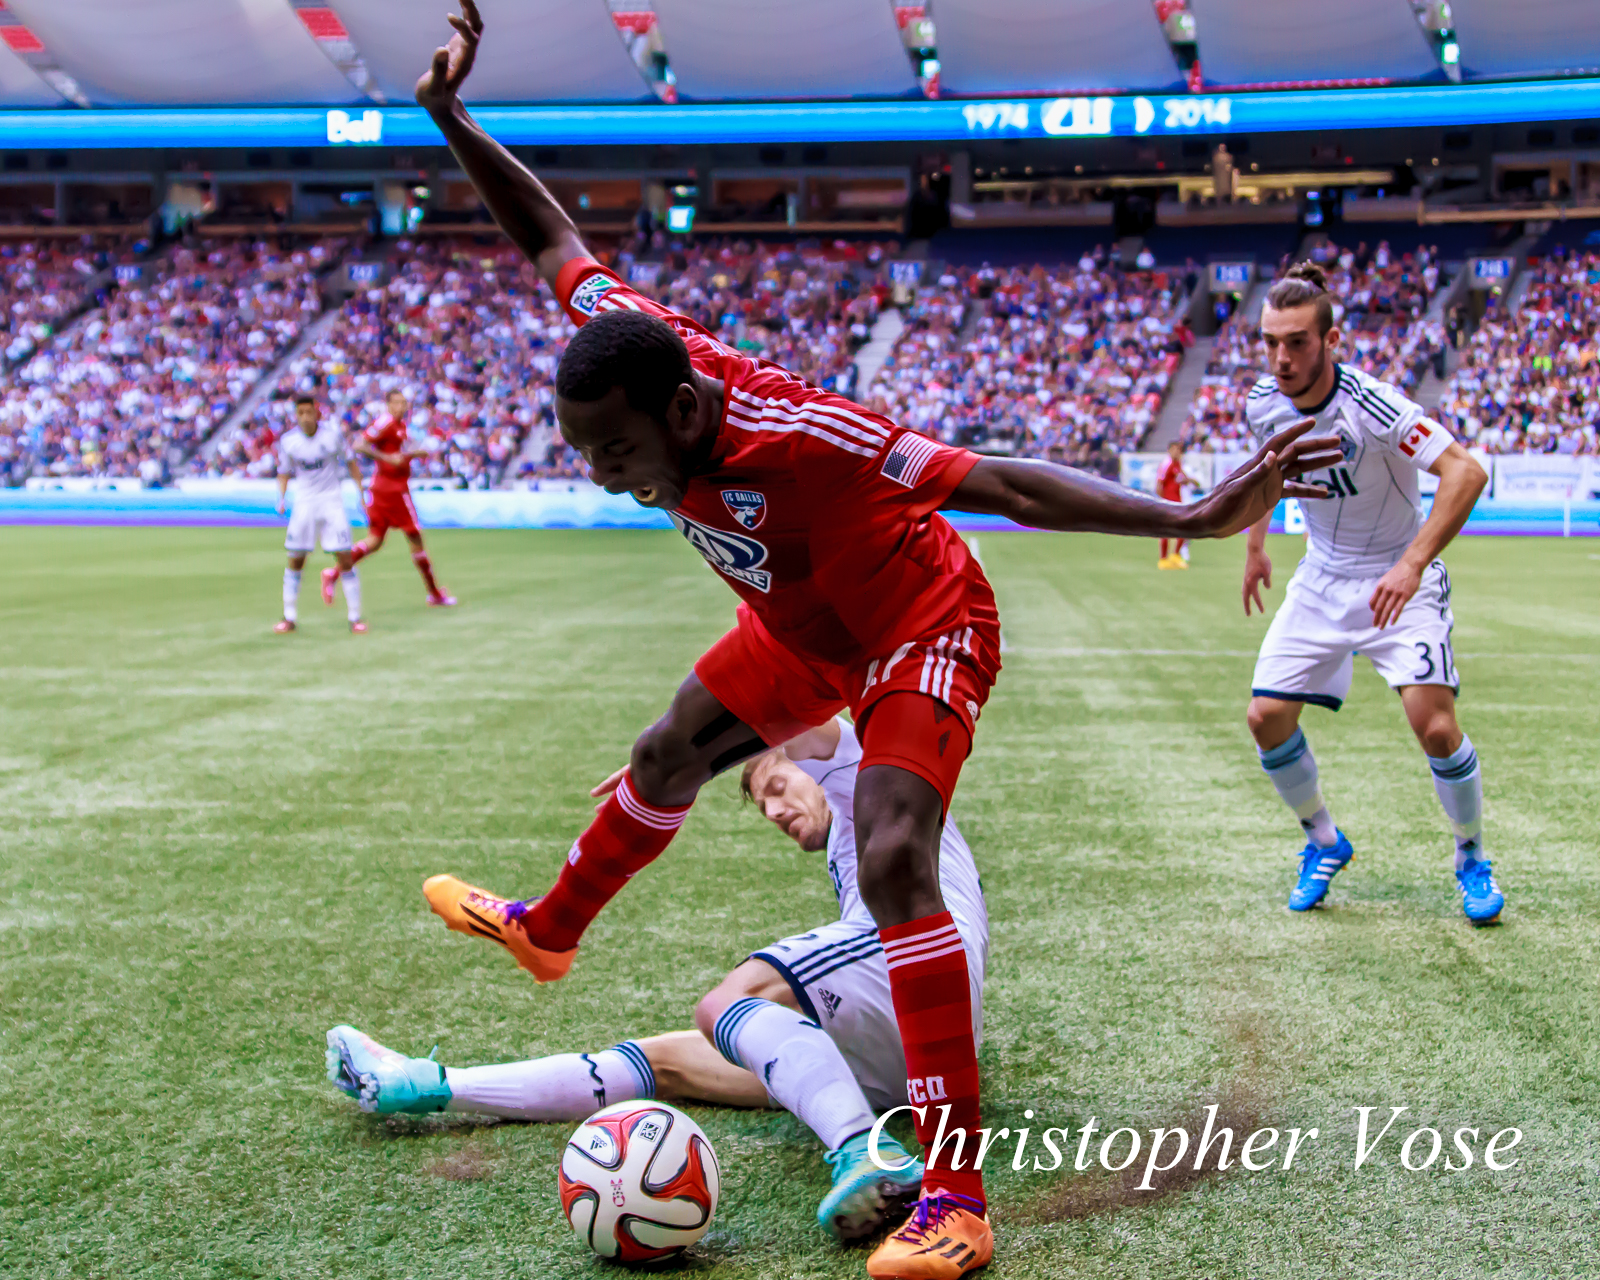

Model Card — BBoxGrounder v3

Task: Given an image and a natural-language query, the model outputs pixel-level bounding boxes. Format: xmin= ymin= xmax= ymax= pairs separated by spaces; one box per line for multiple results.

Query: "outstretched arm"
xmin=947 ymin=420 xmax=1342 ymax=540
xmin=416 ymin=0 xmax=588 ymax=285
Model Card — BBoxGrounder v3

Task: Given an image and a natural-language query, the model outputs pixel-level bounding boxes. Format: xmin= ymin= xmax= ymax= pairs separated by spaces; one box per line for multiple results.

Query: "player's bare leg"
xmin=1399 ymin=684 xmax=1499 ymax=921
xmin=425 ymin=673 xmax=767 ymax=979
xmin=330 ymin=530 xmax=383 ymax=599
xmin=1249 ymin=695 xmax=1351 ymax=910
xmin=278 ymin=551 xmax=308 ymax=632
xmin=852 ymin=699 xmax=991 ymax=1278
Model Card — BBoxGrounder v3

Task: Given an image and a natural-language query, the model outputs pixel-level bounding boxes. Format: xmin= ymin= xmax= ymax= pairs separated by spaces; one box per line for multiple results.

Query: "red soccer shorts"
xmin=694 ymin=603 xmax=997 ymax=810
xmin=366 ymin=484 xmax=420 ymax=538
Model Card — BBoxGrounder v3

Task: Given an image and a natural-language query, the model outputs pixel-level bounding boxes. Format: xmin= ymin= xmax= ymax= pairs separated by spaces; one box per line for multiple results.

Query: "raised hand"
xmin=416 ymin=0 xmax=483 ymax=113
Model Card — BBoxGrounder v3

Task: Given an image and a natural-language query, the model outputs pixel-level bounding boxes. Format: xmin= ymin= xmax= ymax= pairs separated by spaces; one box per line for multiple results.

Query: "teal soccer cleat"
xmin=1456 ymin=856 xmax=1505 ymax=924
xmin=1289 ymin=831 xmax=1355 ymax=911
xmin=325 ymin=1025 xmax=452 ymax=1115
xmin=817 ymin=1129 xmax=925 ymax=1241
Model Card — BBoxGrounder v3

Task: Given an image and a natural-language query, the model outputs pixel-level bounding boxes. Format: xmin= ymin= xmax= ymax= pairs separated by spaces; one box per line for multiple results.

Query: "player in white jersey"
xmin=275 ymin=395 xmax=366 ymax=634
xmin=327 ymin=716 xmax=987 ymax=1242
xmin=1240 ymin=263 xmax=1501 ymax=922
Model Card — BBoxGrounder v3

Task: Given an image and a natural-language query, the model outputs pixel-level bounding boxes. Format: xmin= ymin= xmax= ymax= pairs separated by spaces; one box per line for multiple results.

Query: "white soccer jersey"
xmin=277 ymin=424 xmax=348 ymax=501
xmin=1245 ymin=363 xmax=1453 ymax=577
xmin=795 ymin=720 xmax=989 ymax=957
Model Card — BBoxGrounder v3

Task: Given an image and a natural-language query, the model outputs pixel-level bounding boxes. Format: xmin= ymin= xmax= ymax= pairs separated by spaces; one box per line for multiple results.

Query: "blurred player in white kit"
xmin=275 ymin=395 xmax=367 ymax=634
xmin=1240 ymin=263 xmax=1501 ymax=923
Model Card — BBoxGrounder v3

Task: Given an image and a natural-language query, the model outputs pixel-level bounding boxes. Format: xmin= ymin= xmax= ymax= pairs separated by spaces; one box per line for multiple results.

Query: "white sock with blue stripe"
xmin=1259 ymin=728 xmax=1339 ymax=848
xmin=1428 ymin=735 xmax=1483 ymax=869
xmin=712 ymin=997 xmax=874 ymax=1151
xmin=443 ymin=1041 xmax=654 ymax=1121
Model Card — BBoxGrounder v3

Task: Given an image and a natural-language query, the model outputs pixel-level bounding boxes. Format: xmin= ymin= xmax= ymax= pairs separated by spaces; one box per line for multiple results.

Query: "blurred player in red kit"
xmin=1158 ymin=440 xmax=1203 ymax=569
xmin=322 ymin=389 xmax=456 ymax=608
xmin=407 ymin=5 xmax=1340 ymax=1275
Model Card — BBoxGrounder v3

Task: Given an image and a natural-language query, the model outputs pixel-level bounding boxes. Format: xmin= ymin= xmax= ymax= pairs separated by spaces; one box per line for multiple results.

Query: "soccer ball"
xmin=558 ymin=1100 xmax=720 ymax=1263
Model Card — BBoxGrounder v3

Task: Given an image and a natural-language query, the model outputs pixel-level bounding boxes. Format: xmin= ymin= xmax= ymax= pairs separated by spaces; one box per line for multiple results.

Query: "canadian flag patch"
xmin=1398 ymin=422 xmax=1433 ymax=458
xmin=879 ymin=432 xmax=942 ymax=488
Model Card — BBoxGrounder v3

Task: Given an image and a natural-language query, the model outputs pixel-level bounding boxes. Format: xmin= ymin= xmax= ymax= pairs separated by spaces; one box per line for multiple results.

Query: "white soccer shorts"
xmin=285 ymin=493 xmax=353 ymax=554
xmin=750 ymin=917 xmax=985 ymax=1113
xmin=1252 ymin=558 xmax=1459 ymax=711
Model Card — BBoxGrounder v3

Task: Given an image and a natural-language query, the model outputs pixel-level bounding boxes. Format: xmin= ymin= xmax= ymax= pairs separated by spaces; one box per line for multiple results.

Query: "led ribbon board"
xmin=0 ymin=78 xmax=1596 ymax=148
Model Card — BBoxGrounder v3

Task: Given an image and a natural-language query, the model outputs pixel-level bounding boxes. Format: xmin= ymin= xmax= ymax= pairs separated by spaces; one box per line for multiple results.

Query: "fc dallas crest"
xmin=721 ymin=489 xmax=767 ymax=530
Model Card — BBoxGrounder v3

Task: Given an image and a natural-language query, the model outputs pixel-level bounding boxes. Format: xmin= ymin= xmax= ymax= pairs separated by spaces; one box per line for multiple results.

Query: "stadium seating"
xmin=869 ymin=259 xmax=1188 ymax=467
xmin=1181 ymin=240 xmax=1449 ymax=451
xmin=3 ymin=237 xmax=340 ymax=481
xmin=1438 ymin=248 xmax=1600 ymax=456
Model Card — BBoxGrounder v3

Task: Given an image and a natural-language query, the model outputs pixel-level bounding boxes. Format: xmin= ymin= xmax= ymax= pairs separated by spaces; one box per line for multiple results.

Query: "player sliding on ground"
xmin=322 ymin=389 xmax=457 ymax=610
xmin=1240 ymin=262 xmax=1501 ymax=923
xmin=411 ymin=7 xmax=1342 ymax=1275
xmin=275 ymin=394 xmax=365 ymax=634
xmin=333 ymin=718 xmax=987 ymax=1243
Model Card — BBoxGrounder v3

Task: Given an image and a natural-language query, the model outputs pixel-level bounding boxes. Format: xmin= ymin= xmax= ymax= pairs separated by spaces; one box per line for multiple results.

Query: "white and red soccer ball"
xmin=558 ymin=1101 xmax=720 ymax=1263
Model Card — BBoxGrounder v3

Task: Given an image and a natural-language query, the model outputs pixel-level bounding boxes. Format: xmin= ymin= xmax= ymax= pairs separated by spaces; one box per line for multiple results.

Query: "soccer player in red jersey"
xmin=411 ymin=7 xmax=1339 ymax=1275
xmin=322 ymin=389 xmax=457 ymax=609
xmin=1157 ymin=440 xmax=1204 ymax=568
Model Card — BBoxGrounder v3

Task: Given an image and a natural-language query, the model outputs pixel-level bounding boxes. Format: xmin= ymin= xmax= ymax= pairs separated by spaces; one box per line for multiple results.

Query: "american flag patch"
xmin=879 ymin=432 xmax=942 ymax=488
xmin=1398 ymin=422 xmax=1433 ymax=458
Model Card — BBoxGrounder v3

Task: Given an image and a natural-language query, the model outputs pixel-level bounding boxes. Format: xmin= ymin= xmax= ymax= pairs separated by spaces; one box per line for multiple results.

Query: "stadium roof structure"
xmin=0 ymin=0 xmax=1598 ymax=111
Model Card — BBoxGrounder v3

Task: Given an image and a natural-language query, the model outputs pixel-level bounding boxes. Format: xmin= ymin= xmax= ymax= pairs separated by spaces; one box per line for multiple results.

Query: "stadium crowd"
xmin=1 ymin=237 xmax=337 ymax=482
xmin=1181 ymin=240 xmax=1448 ymax=451
xmin=1437 ymin=248 xmax=1600 ymax=456
xmin=213 ymin=236 xmax=890 ymax=486
xmin=868 ymin=254 xmax=1188 ymax=470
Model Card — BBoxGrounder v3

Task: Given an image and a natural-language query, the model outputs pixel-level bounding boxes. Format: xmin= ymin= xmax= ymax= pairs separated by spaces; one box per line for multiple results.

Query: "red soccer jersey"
xmin=363 ymin=413 xmax=411 ymax=488
xmin=554 ymin=258 xmax=998 ymax=675
xmin=1158 ymin=455 xmax=1184 ymax=501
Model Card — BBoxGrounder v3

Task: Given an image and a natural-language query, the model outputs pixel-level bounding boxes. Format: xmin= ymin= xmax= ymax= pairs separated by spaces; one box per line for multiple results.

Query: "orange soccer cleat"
xmin=422 ymin=874 xmax=576 ymax=983
xmin=866 ymin=1191 xmax=993 ymax=1280
xmin=274 ymin=618 xmax=296 ymax=633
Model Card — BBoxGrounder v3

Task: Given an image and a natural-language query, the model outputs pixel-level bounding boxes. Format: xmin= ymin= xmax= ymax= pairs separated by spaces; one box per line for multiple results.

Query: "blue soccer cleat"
xmin=1456 ymin=856 xmax=1504 ymax=924
xmin=1288 ymin=831 xmax=1355 ymax=911
xmin=325 ymin=1025 xmax=452 ymax=1115
xmin=817 ymin=1129 xmax=925 ymax=1241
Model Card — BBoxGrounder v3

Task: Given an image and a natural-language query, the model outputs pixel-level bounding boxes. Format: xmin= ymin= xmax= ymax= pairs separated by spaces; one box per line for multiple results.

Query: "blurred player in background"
xmin=276 ymin=395 xmax=365 ymax=634
xmin=1157 ymin=440 xmax=1202 ymax=569
xmin=1241 ymin=263 xmax=1500 ymax=923
xmin=323 ymin=389 xmax=457 ymax=609
xmin=334 ymin=717 xmax=986 ymax=1243
xmin=407 ymin=8 xmax=1339 ymax=1275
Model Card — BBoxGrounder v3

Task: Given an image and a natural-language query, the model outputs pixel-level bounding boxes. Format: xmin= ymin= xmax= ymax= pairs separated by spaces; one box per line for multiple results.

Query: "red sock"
xmin=881 ymin=912 xmax=986 ymax=1208
xmin=520 ymin=775 xmax=691 ymax=951
xmin=412 ymin=550 xmax=441 ymax=595
xmin=350 ymin=542 xmax=371 ymax=565
xmin=1160 ymin=538 xmax=1170 ymax=559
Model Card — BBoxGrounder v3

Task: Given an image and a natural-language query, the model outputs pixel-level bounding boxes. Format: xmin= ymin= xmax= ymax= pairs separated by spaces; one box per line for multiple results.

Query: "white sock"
xmin=1428 ymin=735 xmax=1484 ymax=869
xmin=340 ymin=570 xmax=361 ymax=622
xmin=282 ymin=569 xmax=301 ymax=622
xmin=1259 ymin=728 xmax=1338 ymax=847
xmin=444 ymin=1042 xmax=654 ymax=1121
xmin=712 ymin=997 xmax=874 ymax=1151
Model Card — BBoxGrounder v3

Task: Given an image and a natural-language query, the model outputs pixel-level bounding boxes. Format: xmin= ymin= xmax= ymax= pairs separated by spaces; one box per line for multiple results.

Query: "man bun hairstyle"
xmin=1265 ymin=261 xmax=1335 ymax=335
xmin=556 ymin=309 xmax=694 ymax=422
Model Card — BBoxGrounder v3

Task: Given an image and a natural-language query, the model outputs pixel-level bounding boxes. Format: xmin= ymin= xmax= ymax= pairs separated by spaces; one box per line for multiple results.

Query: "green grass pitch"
xmin=3 ymin=526 xmax=1598 ymax=1279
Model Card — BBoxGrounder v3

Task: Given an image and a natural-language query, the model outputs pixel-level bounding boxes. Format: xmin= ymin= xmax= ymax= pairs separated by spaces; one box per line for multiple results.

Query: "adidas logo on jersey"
xmin=816 ymin=987 xmax=842 ymax=1020
xmin=569 ymin=273 xmax=618 ymax=316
